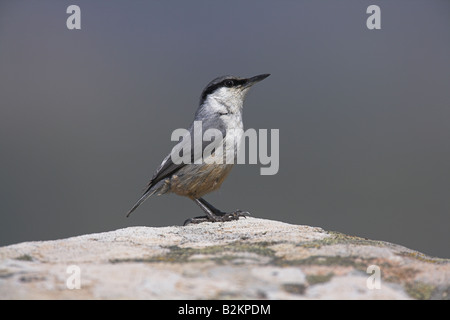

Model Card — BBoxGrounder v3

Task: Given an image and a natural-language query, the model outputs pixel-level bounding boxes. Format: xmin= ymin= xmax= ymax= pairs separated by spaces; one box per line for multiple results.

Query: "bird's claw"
xmin=228 ymin=210 xmax=250 ymax=219
xmin=183 ymin=210 xmax=250 ymax=226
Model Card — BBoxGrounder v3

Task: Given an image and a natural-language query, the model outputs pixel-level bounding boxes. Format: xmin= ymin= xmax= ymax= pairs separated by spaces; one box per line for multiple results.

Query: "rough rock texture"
xmin=0 ymin=218 xmax=448 ymax=299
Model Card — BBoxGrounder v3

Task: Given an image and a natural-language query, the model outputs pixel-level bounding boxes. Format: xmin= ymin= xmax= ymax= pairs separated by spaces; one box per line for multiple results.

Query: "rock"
xmin=0 ymin=217 xmax=448 ymax=299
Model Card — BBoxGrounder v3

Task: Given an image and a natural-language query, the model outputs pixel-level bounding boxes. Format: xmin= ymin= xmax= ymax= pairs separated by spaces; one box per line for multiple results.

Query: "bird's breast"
xmin=221 ymin=113 xmax=244 ymax=159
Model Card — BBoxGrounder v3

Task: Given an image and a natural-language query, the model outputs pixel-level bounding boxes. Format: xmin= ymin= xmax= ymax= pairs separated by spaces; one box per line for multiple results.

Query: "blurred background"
xmin=0 ymin=0 xmax=449 ymax=258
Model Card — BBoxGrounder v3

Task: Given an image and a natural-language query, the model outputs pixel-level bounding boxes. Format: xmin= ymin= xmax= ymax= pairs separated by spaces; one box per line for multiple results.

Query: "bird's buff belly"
xmin=167 ymin=164 xmax=234 ymax=199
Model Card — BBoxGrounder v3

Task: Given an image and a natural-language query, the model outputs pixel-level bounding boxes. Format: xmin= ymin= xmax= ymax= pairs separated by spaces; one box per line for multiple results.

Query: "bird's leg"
xmin=201 ymin=198 xmax=251 ymax=219
xmin=183 ymin=198 xmax=250 ymax=225
xmin=197 ymin=198 xmax=227 ymax=215
xmin=182 ymin=199 xmax=216 ymax=225
xmin=198 ymin=198 xmax=251 ymax=220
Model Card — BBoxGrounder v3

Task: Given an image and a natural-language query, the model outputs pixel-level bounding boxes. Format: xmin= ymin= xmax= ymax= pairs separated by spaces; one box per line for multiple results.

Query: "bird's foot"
xmin=183 ymin=216 xmax=210 ymax=225
xmin=183 ymin=210 xmax=250 ymax=226
xmin=216 ymin=209 xmax=251 ymax=221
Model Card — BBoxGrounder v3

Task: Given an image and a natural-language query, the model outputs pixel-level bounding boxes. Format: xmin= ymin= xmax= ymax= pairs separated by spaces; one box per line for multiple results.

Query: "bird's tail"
xmin=126 ymin=188 xmax=157 ymax=217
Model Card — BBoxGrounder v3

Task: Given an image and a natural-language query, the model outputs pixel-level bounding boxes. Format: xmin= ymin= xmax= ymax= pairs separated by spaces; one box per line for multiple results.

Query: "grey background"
xmin=0 ymin=0 xmax=449 ymax=258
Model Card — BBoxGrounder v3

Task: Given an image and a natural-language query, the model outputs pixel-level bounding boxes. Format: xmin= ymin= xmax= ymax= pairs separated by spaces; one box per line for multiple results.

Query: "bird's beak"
xmin=244 ymin=74 xmax=270 ymax=88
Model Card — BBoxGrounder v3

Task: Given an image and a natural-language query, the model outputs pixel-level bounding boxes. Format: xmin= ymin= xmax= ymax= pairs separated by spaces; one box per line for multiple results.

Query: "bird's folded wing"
xmin=143 ymin=117 xmax=226 ymax=194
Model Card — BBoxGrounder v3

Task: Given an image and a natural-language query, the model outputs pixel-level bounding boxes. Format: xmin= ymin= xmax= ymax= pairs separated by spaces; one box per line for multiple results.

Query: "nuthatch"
xmin=126 ymin=74 xmax=270 ymax=225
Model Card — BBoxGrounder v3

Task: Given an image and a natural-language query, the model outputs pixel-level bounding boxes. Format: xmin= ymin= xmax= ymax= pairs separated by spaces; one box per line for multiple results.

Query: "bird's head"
xmin=199 ymin=74 xmax=270 ymax=113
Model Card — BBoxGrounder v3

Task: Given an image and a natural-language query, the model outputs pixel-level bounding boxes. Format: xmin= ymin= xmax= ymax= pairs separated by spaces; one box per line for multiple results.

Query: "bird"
xmin=126 ymin=73 xmax=270 ymax=225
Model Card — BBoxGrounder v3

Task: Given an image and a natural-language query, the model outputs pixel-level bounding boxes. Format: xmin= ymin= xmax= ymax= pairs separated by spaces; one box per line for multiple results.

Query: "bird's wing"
xmin=126 ymin=145 xmax=188 ymax=218
xmin=143 ymin=153 xmax=183 ymax=192
xmin=126 ymin=116 xmax=227 ymax=217
xmin=144 ymin=115 xmax=226 ymax=193
xmin=142 ymin=138 xmax=191 ymax=194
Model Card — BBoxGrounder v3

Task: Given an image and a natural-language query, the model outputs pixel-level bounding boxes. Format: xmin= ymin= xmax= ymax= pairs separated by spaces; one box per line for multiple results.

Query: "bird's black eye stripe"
xmin=200 ymin=78 xmax=248 ymax=104
xmin=222 ymin=78 xmax=246 ymax=88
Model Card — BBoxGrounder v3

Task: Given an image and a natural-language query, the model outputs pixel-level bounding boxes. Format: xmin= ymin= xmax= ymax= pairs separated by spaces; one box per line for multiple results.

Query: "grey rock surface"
xmin=0 ymin=218 xmax=448 ymax=299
